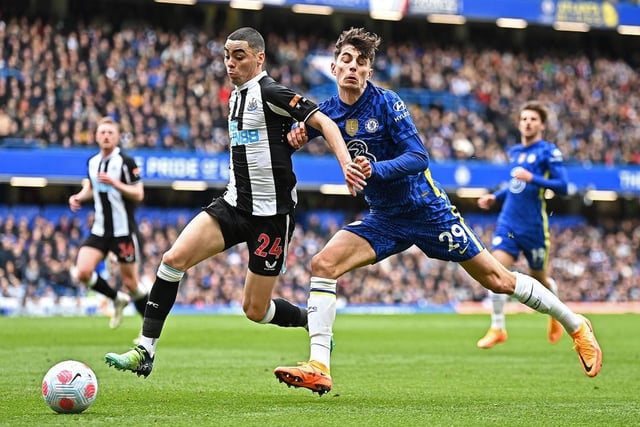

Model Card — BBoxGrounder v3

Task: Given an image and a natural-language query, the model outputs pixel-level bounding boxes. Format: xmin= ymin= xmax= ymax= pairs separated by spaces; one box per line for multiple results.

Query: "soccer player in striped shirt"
xmin=104 ymin=27 xmax=366 ymax=378
xmin=69 ymin=117 xmax=149 ymax=331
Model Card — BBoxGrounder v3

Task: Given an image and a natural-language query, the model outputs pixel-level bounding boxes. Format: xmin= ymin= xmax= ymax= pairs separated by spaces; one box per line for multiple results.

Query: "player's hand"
xmin=511 ymin=167 xmax=533 ymax=182
xmin=343 ymin=160 xmax=367 ymax=196
xmin=97 ymin=172 xmax=115 ymax=186
xmin=68 ymin=195 xmax=81 ymax=212
xmin=354 ymin=156 xmax=372 ymax=178
xmin=477 ymin=194 xmax=496 ymax=210
xmin=287 ymin=122 xmax=308 ymax=150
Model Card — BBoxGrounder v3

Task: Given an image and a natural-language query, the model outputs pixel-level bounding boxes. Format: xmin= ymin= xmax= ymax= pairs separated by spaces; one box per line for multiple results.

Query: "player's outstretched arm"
xmin=287 ymin=122 xmax=308 ymax=150
xmin=305 ymin=112 xmax=367 ymax=196
xmin=68 ymin=178 xmax=93 ymax=212
xmin=477 ymin=194 xmax=496 ymax=210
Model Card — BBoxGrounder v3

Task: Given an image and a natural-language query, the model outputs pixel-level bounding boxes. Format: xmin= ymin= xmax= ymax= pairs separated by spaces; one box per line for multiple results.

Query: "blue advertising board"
xmin=200 ymin=0 xmax=640 ymax=29
xmin=292 ymin=153 xmax=640 ymax=194
xmin=1 ymin=148 xmax=639 ymax=194
xmin=459 ymin=0 xmax=640 ymax=28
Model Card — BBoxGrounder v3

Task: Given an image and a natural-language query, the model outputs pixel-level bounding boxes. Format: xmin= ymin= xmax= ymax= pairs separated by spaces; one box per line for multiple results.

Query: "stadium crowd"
xmin=0 ymin=13 xmax=639 ymax=314
xmin=0 ymin=16 xmax=639 ymax=164
xmin=0 ymin=209 xmax=638 ymax=314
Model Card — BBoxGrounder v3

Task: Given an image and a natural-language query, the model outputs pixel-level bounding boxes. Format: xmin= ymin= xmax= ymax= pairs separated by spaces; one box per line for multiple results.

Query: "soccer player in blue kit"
xmin=476 ymin=101 xmax=567 ymax=349
xmin=274 ymin=28 xmax=602 ymax=395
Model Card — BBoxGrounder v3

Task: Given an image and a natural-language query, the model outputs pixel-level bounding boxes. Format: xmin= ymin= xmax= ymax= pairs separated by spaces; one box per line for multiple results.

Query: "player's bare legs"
xmin=106 ymin=212 xmax=224 ymax=376
xmin=73 ymin=246 xmax=130 ymax=328
xmin=112 ymin=260 xmax=148 ymax=328
xmin=477 ymin=250 xmax=513 ymax=349
xmin=477 ymin=249 xmax=563 ymax=347
xmin=107 ymin=211 xmax=307 ymax=377
xmin=462 ymin=250 xmax=601 ymax=377
xmin=275 ymin=230 xmax=376 ymax=394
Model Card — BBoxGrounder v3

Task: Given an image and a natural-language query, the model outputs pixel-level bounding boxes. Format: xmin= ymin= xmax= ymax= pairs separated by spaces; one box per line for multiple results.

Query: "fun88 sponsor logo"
xmin=229 ymin=121 xmax=260 ymax=146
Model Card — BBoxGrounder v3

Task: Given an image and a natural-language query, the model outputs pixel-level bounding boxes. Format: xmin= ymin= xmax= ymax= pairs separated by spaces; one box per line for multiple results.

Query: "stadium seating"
xmin=0 ymin=16 xmax=638 ymax=165
xmin=0 ymin=10 xmax=639 ymax=316
xmin=0 ymin=204 xmax=637 ymax=317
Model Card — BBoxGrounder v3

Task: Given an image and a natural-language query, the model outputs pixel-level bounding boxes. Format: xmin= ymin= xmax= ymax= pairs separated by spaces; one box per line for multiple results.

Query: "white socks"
xmin=138 ymin=336 xmax=157 ymax=357
xmin=87 ymin=271 xmax=98 ymax=287
xmin=258 ymin=300 xmax=276 ymax=324
xmin=488 ymin=290 xmax=508 ymax=330
xmin=490 ymin=276 xmax=562 ymax=331
xmin=512 ymin=272 xmax=582 ymax=334
xmin=129 ymin=283 xmax=148 ymax=300
xmin=547 ymin=277 xmax=559 ymax=296
xmin=307 ymin=277 xmax=337 ymax=370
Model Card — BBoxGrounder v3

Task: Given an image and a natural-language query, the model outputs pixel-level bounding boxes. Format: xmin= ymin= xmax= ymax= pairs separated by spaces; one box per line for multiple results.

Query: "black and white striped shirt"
xmin=224 ymin=71 xmax=319 ymax=216
xmin=87 ymin=147 xmax=141 ymax=237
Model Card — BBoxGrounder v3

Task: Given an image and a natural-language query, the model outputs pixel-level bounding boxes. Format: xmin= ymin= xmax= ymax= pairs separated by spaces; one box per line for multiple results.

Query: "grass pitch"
xmin=1 ymin=313 xmax=638 ymax=426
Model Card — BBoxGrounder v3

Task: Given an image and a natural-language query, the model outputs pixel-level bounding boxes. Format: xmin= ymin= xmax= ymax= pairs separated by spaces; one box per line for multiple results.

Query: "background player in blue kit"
xmin=476 ymin=101 xmax=568 ymax=349
xmin=104 ymin=27 xmax=365 ymax=378
xmin=274 ymin=28 xmax=602 ymax=395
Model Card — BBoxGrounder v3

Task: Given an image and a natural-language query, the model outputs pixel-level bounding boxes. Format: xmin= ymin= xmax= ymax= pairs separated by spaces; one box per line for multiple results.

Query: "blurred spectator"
xmin=0 ymin=208 xmax=639 ymax=316
xmin=1 ymin=13 xmax=640 ymax=314
xmin=0 ymin=16 xmax=638 ymax=164
xmin=0 ymin=107 xmax=17 ymax=137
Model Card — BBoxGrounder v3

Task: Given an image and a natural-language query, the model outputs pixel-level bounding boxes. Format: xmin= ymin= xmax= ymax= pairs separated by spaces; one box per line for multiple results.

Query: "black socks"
xmin=271 ymin=298 xmax=307 ymax=327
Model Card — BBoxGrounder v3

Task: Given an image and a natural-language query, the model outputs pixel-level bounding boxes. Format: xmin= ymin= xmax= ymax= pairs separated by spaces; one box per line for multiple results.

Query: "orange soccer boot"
xmin=571 ymin=315 xmax=602 ymax=378
xmin=274 ymin=360 xmax=332 ymax=396
xmin=548 ymin=317 xmax=563 ymax=344
xmin=476 ymin=328 xmax=508 ymax=349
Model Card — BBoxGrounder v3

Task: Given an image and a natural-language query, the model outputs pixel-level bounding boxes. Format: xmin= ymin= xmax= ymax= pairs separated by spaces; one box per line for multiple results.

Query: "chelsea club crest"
xmin=365 ymin=118 xmax=379 ymax=133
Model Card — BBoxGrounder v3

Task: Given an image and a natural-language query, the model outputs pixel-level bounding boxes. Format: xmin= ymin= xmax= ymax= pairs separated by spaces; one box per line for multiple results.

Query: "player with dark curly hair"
xmin=274 ymin=28 xmax=602 ymax=395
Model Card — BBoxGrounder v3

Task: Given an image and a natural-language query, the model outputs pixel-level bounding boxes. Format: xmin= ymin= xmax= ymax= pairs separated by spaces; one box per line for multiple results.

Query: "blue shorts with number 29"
xmin=344 ymin=203 xmax=485 ymax=264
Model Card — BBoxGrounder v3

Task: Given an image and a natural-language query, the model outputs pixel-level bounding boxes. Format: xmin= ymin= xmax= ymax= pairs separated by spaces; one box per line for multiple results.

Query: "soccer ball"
xmin=41 ymin=360 xmax=98 ymax=414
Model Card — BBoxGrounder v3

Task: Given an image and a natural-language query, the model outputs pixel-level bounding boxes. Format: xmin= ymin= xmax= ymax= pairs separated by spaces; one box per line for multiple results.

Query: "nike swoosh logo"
xmin=576 ymin=320 xmax=594 ymax=372
xmin=578 ymin=353 xmax=593 ymax=372
xmin=458 ymin=245 xmax=470 ymax=255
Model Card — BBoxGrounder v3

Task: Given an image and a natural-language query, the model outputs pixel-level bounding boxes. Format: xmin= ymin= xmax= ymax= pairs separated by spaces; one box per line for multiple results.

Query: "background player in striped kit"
xmin=274 ymin=28 xmax=601 ymax=395
xmin=104 ymin=27 xmax=365 ymax=378
xmin=476 ymin=101 xmax=568 ymax=349
xmin=69 ymin=116 xmax=149 ymax=330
